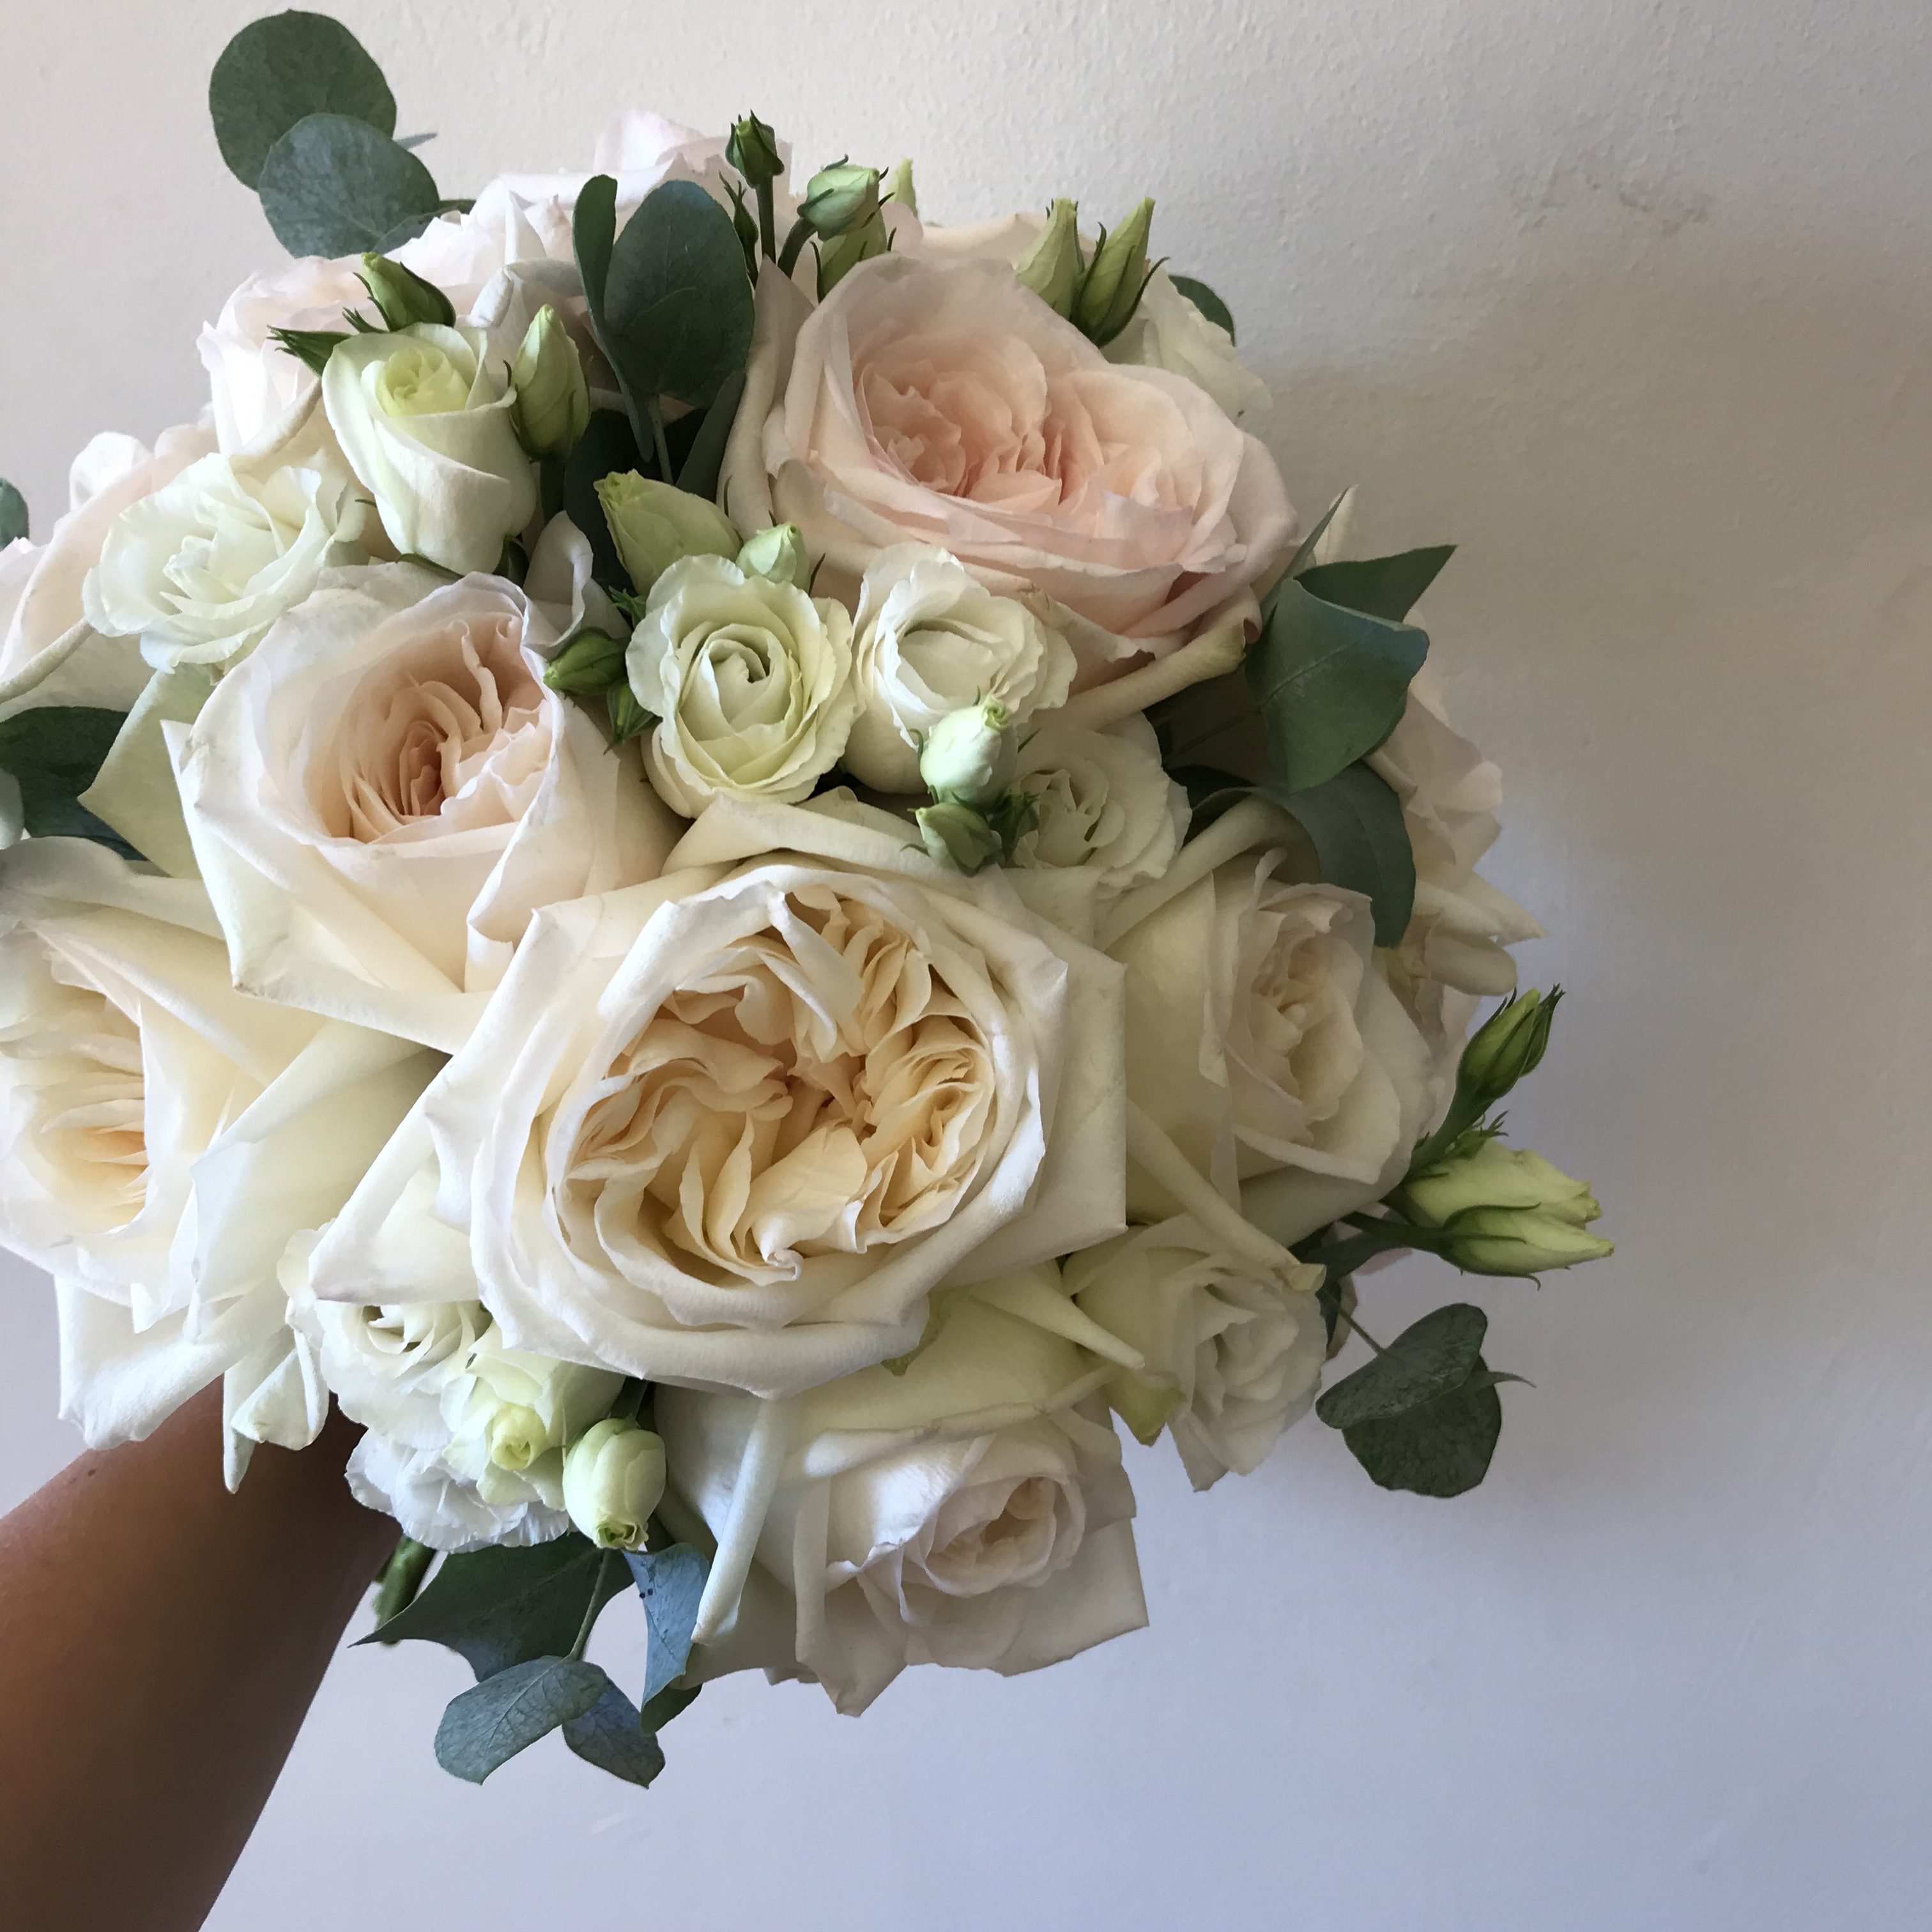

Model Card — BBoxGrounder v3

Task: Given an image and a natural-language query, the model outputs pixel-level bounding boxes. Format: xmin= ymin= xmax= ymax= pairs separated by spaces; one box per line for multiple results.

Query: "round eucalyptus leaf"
xmin=257 ymin=114 xmax=440 ymax=259
xmin=0 ymin=479 xmax=26 ymax=548
xmin=1171 ymin=273 xmax=1236 ymax=342
xmin=210 ymin=10 xmax=396 ymax=190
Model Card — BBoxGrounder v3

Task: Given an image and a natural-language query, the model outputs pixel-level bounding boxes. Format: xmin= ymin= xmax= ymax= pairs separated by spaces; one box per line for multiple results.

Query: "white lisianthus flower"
xmin=657 ymin=1275 xmax=1146 ymax=1715
xmin=841 ymin=544 xmax=1075 ymax=793
xmin=0 ymin=840 xmax=436 ymax=1478
xmin=625 ymin=555 xmax=859 ymax=815
xmin=322 ymin=322 xmax=539 ymax=576
xmin=1009 ymin=713 xmax=1188 ymax=893
xmin=1102 ymin=268 xmax=1271 ymax=426
xmin=1065 ymin=1216 xmax=1327 ymax=1490
xmin=0 ymin=426 xmax=215 ymax=725
xmin=81 ymin=452 xmax=366 ymax=671
xmin=1101 ymin=801 xmax=1433 ymax=1248
xmin=198 ymin=256 xmax=375 ymax=456
xmin=305 ymin=796 xmax=1126 ymax=1401
xmin=174 ymin=559 xmax=678 ymax=1053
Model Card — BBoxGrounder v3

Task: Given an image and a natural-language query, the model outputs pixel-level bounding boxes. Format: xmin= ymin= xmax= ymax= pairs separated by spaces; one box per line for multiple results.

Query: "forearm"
xmin=0 ymin=1387 xmax=397 ymax=1932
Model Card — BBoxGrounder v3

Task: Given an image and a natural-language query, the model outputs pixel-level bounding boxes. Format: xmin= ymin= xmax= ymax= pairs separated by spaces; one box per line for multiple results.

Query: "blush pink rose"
xmin=746 ymin=255 xmax=1296 ymax=667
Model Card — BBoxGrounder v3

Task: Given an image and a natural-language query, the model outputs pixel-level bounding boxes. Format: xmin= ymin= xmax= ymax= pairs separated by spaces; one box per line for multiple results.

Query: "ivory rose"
xmin=305 ymin=796 xmax=1127 ymax=1400
xmin=282 ymin=1252 xmax=622 ymax=1551
xmin=322 ymin=323 xmax=539 ymax=576
xmin=1101 ymin=801 xmax=1434 ymax=1248
xmin=174 ymin=558 xmax=678 ymax=1054
xmin=625 ymin=555 xmax=859 ymax=815
xmin=0 ymin=839 xmax=436 ymax=1475
xmin=657 ymin=1274 xmax=1146 ymax=1714
xmin=735 ymin=254 xmax=1295 ymax=667
xmin=1065 ymin=1216 xmax=1327 ymax=1489
xmin=843 ymin=544 xmax=1075 ymax=793
xmin=1009 ymin=713 xmax=1188 ymax=893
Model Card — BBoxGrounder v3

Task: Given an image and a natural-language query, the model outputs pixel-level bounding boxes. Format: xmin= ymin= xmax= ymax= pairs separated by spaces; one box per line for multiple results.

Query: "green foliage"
xmin=562 ymin=1678 xmax=668 ymax=1787
xmin=625 ymin=1543 xmax=708 ymax=1705
xmin=257 ymin=112 xmax=441 ymax=258
xmin=433 ymin=1655 xmax=608 ymax=1784
xmin=1252 ymin=763 xmax=1417 ymax=947
xmin=1297 ymin=546 xmax=1455 ymax=624
xmin=1245 ymin=574 xmax=1429 ymax=794
xmin=563 ymin=410 xmax=645 ymax=589
xmin=209 ymin=11 xmax=395 ymax=189
xmin=678 ymin=369 xmax=747 ymax=500
xmin=266 ymin=326 xmax=349 ymax=375
xmin=0 ymin=479 xmax=26 ymax=547
xmin=369 ymin=1537 xmax=434 ymax=1628
xmin=0 ymin=707 xmax=137 ymax=855
xmin=1170 ymin=274 xmax=1235 ymax=341
xmin=360 ymin=1533 xmax=629 ymax=1680
xmin=1317 ymin=1304 xmax=1522 ymax=1498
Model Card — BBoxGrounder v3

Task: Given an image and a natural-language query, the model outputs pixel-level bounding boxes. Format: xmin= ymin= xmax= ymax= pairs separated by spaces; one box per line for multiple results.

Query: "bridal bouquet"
xmin=0 ymin=13 xmax=1611 ymax=1787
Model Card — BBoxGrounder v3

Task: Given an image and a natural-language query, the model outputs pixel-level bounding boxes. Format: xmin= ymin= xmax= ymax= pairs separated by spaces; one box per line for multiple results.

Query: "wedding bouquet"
xmin=0 ymin=12 xmax=1611 ymax=1788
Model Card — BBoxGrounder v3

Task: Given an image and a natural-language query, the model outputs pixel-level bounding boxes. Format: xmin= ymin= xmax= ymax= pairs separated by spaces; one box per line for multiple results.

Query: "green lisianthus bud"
xmin=1074 ymin=197 xmax=1155 ymax=346
xmin=486 ymin=1404 xmax=549 ymax=1473
xmin=1457 ymin=988 xmax=1561 ymax=1105
xmin=509 ymin=306 xmax=590 ymax=460
xmin=607 ymin=684 xmax=652 ymax=748
xmin=881 ymin=157 xmax=918 ymax=215
xmin=736 ymin=522 xmax=807 ymax=586
xmin=801 ymin=160 xmax=880 ymax=237
xmin=542 ymin=627 xmax=627 ymax=696
xmin=1406 ymin=1140 xmax=1600 ymax=1228
xmin=1438 ymin=1204 xmax=1616 ymax=1276
xmin=818 ymin=212 xmax=889 ymax=295
xmin=920 ymin=700 xmax=1017 ymax=807
xmin=1016 ymin=199 xmax=1084 ymax=318
xmin=595 ymin=471 xmax=740 ymax=592
xmin=562 ymin=1418 xmax=667 ymax=1552
xmin=358 ymin=252 xmax=456 ymax=330
xmin=727 ymin=112 xmax=784 ymax=187
xmin=916 ymin=800 xmax=1004 ymax=874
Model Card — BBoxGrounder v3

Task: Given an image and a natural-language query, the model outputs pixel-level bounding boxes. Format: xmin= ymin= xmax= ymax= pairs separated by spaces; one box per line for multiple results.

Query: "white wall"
xmin=4 ymin=1 xmax=1930 ymax=1926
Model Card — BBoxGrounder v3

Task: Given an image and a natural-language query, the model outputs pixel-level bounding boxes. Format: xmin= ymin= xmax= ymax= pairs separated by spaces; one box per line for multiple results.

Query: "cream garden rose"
xmin=732 ymin=254 xmax=1296 ymax=669
xmin=305 ymin=797 xmax=1126 ymax=1400
xmin=322 ymin=323 xmax=539 ymax=576
xmin=82 ymin=451 xmax=365 ymax=671
xmin=842 ymin=544 xmax=1075 ymax=793
xmin=174 ymin=560 xmax=678 ymax=1053
xmin=0 ymin=839 xmax=435 ymax=1476
xmin=1065 ymin=1215 xmax=1327 ymax=1490
xmin=657 ymin=1275 xmax=1146 ymax=1713
xmin=1101 ymin=801 xmax=1434 ymax=1249
xmin=625 ymin=554 xmax=859 ymax=815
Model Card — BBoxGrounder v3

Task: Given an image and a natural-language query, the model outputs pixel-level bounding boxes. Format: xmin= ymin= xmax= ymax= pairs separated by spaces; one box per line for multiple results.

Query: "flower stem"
xmin=645 ymin=399 xmax=674 ymax=484
xmin=755 ymin=179 xmax=777 ymax=262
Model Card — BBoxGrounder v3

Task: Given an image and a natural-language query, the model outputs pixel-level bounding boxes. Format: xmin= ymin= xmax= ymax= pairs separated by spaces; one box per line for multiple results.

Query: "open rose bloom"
xmin=0 ymin=32 xmax=1606 ymax=1791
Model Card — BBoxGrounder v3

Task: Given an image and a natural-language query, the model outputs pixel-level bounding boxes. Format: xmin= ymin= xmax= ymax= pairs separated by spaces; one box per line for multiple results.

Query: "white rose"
xmin=80 ymin=451 xmax=366 ymax=671
xmin=841 ymin=545 xmax=1075 ymax=793
xmin=1102 ymin=268 xmax=1271 ymax=426
xmin=657 ymin=1273 xmax=1146 ymax=1714
xmin=0 ymin=426 xmax=215 ymax=724
xmin=306 ymin=795 xmax=1127 ymax=1400
xmin=625 ymin=555 xmax=858 ymax=815
xmin=392 ymin=180 xmax=576 ymax=318
xmin=733 ymin=254 xmax=1296 ymax=670
xmin=283 ymin=1246 xmax=622 ymax=1551
xmin=322 ymin=323 xmax=539 ymax=576
xmin=198 ymin=256 xmax=374 ymax=456
xmin=174 ymin=560 xmax=679 ymax=1054
xmin=1065 ymin=1215 xmax=1326 ymax=1490
xmin=1101 ymin=801 xmax=1433 ymax=1248
xmin=0 ymin=839 xmax=436 ymax=1476
xmin=1009 ymin=713 xmax=1188 ymax=893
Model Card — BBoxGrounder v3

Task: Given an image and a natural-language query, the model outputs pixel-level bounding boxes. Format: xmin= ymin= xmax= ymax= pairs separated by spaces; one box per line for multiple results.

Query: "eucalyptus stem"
xmin=569 ymin=1551 xmax=619 ymax=1661
xmin=1335 ymin=1307 xmax=1388 ymax=1355
xmin=645 ymin=399 xmax=674 ymax=484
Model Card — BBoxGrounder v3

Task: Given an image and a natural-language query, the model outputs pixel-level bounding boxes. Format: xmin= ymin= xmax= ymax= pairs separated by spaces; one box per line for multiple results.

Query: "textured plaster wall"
xmin=2 ymin=3 xmax=1929 ymax=1927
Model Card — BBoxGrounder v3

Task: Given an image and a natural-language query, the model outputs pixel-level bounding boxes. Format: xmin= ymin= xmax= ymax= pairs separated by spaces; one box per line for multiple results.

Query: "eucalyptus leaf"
xmin=1251 ymin=762 xmax=1416 ymax=947
xmin=1170 ymin=274 xmax=1235 ymax=341
xmin=372 ymin=198 xmax=472 ymax=256
xmin=0 ymin=707 xmax=137 ymax=855
xmin=602 ymin=181 xmax=756 ymax=410
xmin=1245 ymin=574 xmax=1428 ymax=793
xmin=257 ymin=113 xmax=440 ymax=258
xmin=209 ymin=11 xmax=396 ymax=189
xmin=1315 ymin=1303 xmax=1489 ymax=1430
xmin=625 ymin=1544 xmax=709 ymax=1705
xmin=1338 ymin=1364 xmax=1507 ymax=1498
xmin=395 ymin=131 xmax=436 ymax=153
xmin=573 ymin=174 xmax=618 ymax=317
xmin=1280 ymin=490 xmax=1351 ymax=580
xmin=562 ymin=410 xmax=645 ymax=592
xmin=677 ymin=369 xmax=747 ymax=501
xmin=433 ymin=1655 xmax=607 ymax=1785
xmin=1298 ymin=546 xmax=1455 ymax=624
xmin=0 ymin=479 xmax=26 ymax=546
xmin=360 ymin=1533 xmax=628 ymax=1680
xmin=638 ymin=1682 xmax=702 ymax=1733
xmin=562 ymin=1680 xmax=668 ymax=1788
